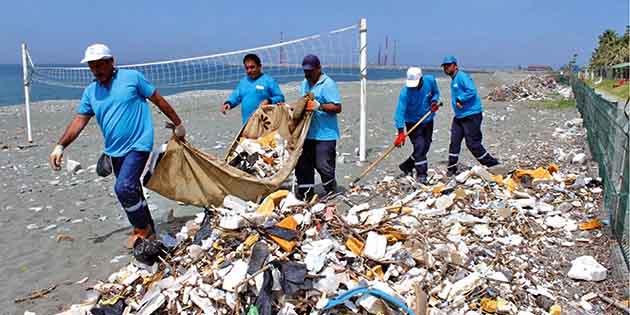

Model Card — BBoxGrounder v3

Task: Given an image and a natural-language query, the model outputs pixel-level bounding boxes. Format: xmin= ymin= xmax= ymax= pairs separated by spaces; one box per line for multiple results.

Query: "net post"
xmin=21 ymin=43 xmax=33 ymax=143
xmin=359 ymin=18 xmax=368 ymax=162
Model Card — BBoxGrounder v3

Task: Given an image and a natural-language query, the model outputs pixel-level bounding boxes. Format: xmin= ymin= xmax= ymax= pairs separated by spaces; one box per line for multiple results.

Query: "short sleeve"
xmin=76 ymin=87 xmax=95 ymax=116
xmin=322 ymin=81 xmax=341 ymax=105
xmin=135 ymin=71 xmax=156 ymax=98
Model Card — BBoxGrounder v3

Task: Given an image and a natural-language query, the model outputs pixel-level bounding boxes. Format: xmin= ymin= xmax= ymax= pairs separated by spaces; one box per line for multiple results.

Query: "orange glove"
xmin=306 ymin=99 xmax=321 ymax=111
xmin=394 ymin=131 xmax=406 ymax=147
xmin=431 ymin=102 xmax=440 ymax=112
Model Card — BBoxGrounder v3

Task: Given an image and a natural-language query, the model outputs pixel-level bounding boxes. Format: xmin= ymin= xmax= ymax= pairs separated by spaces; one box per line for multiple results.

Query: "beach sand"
xmin=0 ymin=71 xmax=603 ymax=314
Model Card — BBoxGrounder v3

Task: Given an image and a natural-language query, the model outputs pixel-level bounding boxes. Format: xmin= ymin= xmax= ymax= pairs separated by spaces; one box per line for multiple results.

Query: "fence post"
xmin=359 ymin=18 xmax=368 ymax=162
xmin=21 ymin=43 xmax=33 ymax=143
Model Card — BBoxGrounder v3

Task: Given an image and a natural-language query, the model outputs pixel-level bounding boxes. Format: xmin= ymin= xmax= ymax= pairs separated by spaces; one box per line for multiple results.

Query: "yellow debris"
xmin=491 ymin=175 xmax=504 ymax=186
xmin=345 ymin=237 xmax=364 ymax=256
xmin=255 ymin=131 xmax=277 ymax=149
xmin=257 ymin=190 xmax=289 ymax=216
xmin=579 ymin=219 xmax=602 ymax=231
xmin=244 ymin=233 xmax=260 ymax=249
xmin=481 ymin=297 xmax=497 ymax=313
xmin=257 ymin=198 xmax=275 ymax=216
xmin=269 ymin=216 xmax=298 ymax=252
xmin=550 ymin=304 xmax=562 ymax=315
xmin=432 ymin=184 xmax=446 ymax=195
xmin=454 ymin=188 xmax=467 ymax=200
xmin=370 ymin=265 xmax=384 ymax=280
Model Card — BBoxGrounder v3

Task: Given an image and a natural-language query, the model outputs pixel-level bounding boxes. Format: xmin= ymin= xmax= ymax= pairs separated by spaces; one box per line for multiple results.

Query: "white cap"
xmin=80 ymin=44 xmax=113 ymax=63
xmin=405 ymin=67 xmax=422 ymax=88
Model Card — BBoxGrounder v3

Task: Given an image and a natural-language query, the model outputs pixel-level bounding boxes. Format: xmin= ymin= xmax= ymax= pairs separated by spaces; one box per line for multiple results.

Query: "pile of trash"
xmin=228 ymin=131 xmax=290 ymax=179
xmin=57 ymin=150 xmax=620 ymax=315
xmin=486 ymin=75 xmax=572 ymax=102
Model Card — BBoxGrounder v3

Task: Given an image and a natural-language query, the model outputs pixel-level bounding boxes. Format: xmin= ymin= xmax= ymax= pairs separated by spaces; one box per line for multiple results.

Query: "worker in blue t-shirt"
xmin=222 ymin=54 xmax=285 ymax=124
xmin=441 ymin=55 xmax=500 ymax=176
xmin=295 ymin=54 xmax=342 ymax=200
xmin=393 ymin=67 xmax=440 ymax=184
xmin=48 ymin=44 xmax=186 ymax=248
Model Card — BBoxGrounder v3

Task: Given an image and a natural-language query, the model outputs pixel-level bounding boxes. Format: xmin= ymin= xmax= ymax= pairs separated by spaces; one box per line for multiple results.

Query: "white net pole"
xmin=359 ymin=18 xmax=368 ymax=162
xmin=21 ymin=43 xmax=33 ymax=143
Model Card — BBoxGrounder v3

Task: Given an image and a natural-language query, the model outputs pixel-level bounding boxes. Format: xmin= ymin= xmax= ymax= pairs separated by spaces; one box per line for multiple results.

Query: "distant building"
xmin=527 ymin=64 xmax=553 ymax=71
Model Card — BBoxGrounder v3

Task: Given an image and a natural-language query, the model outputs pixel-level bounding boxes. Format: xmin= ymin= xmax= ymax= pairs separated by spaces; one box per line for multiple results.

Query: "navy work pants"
xmin=399 ymin=121 xmax=434 ymax=177
xmin=111 ymin=151 xmax=154 ymax=230
xmin=447 ymin=113 xmax=498 ymax=172
xmin=295 ymin=139 xmax=337 ymax=199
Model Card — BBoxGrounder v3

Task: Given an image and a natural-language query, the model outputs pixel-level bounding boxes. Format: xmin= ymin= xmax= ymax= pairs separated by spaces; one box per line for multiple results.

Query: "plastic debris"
xmin=57 ymin=119 xmax=617 ymax=315
xmin=568 ymin=256 xmax=607 ymax=281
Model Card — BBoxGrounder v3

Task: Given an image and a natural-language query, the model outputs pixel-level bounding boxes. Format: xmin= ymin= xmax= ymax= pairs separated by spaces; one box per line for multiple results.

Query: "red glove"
xmin=394 ymin=132 xmax=406 ymax=147
xmin=431 ymin=102 xmax=440 ymax=113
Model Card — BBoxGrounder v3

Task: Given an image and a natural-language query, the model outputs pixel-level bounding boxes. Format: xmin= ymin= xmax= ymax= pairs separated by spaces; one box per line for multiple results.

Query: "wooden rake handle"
xmin=351 ymin=102 xmax=442 ymax=185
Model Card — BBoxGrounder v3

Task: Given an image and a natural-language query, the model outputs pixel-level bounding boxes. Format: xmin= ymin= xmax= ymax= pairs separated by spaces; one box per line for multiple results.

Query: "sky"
xmin=0 ymin=0 xmax=627 ymax=68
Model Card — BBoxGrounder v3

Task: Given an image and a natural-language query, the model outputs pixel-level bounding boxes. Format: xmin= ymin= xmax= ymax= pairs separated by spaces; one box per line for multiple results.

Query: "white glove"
xmin=174 ymin=124 xmax=186 ymax=139
xmin=308 ymin=99 xmax=321 ymax=111
xmin=49 ymin=144 xmax=64 ymax=171
xmin=165 ymin=121 xmax=186 ymax=140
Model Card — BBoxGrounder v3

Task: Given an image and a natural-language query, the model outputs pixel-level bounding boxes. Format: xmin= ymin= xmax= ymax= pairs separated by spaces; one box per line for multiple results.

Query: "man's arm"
xmin=49 ymin=114 xmax=92 ymax=170
xmin=456 ymin=74 xmax=477 ymax=104
xmin=224 ymin=84 xmax=242 ymax=109
xmin=148 ymin=90 xmax=181 ymax=126
xmin=319 ymin=82 xmax=342 ymax=113
xmin=268 ymin=79 xmax=285 ymax=104
xmin=430 ymin=78 xmax=440 ymax=104
xmin=394 ymin=89 xmax=407 ymax=132
xmin=57 ymin=114 xmax=92 ymax=147
xmin=320 ymin=103 xmax=342 ymax=113
xmin=148 ymin=90 xmax=186 ymax=139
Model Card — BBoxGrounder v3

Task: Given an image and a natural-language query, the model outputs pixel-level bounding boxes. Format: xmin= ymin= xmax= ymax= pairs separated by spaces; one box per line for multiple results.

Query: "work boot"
xmin=398 ymin=158 xmax=414 ymax=176
xmin=446 ymin=168 xmax=458 ymax=177
xmin=416 ymin=175 xmax=429 ymax=185
xmin=126 ymin=226 xmax=155 ymax=249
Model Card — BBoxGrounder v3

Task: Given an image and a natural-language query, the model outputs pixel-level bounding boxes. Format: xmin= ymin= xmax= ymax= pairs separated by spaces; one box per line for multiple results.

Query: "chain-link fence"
xmin=571 ymin=75 xmax=630 ymax=267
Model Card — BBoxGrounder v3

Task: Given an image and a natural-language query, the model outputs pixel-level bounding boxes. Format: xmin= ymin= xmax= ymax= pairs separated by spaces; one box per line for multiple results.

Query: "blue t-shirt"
xmin=394 ymin=75 xmax=440 ymax=130
xmin=225 ymin=73 xmax=285 ymax=124
xmin=77 ymin=69 xmax=156 ymax=157
xmin=450 ymin=70 xmax=483 ymax=118
xmin=300 ymin=73 xmax=342 ymax=141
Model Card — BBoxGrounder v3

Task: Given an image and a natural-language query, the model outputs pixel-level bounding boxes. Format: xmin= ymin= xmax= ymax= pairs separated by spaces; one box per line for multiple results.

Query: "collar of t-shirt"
xmin=308 ymin=73 xmax=328 ymax=88
xmin=93 ymin=69 xmax=119 ymax=89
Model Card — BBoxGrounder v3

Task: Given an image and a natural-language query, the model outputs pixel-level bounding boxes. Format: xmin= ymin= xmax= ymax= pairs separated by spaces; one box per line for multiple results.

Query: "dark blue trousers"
xmin=295 ymin=139 xmax=337 ymax=199
xmin=399 ymin=121 xmax=433 ymax=177
xmin=447 ymin=113 xmax=498 ymax=172
xmin=111 ymin=151 xmax=154 ymax=230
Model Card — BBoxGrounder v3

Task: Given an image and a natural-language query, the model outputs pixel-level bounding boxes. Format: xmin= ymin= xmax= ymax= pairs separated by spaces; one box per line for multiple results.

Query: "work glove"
xmin=165 ymin=122 xmax=186 ymax=140
xmin=306 ymin=99 xmax=321 ymax=112
xmin=394 ymin=131 xmax=406 ymax=147
xmin=221 ymin=103 xmax=230 ymax=114
xmin=431 ymin=102 xmax=440 ymax=113
xmin=49 ymin=144 xmax=64 ymax=171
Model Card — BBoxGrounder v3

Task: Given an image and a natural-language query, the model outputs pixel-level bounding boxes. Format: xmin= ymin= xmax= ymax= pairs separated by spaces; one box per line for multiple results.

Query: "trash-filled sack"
xmin=145 ymin=94 xmax=313 ymax=207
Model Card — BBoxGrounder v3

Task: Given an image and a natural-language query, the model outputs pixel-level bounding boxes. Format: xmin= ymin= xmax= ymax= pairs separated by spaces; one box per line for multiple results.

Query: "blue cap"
xmin=302 ymin=54 xmax=321 ymax=70
xmin=441 ymin=55 xmax=458 ymax=65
